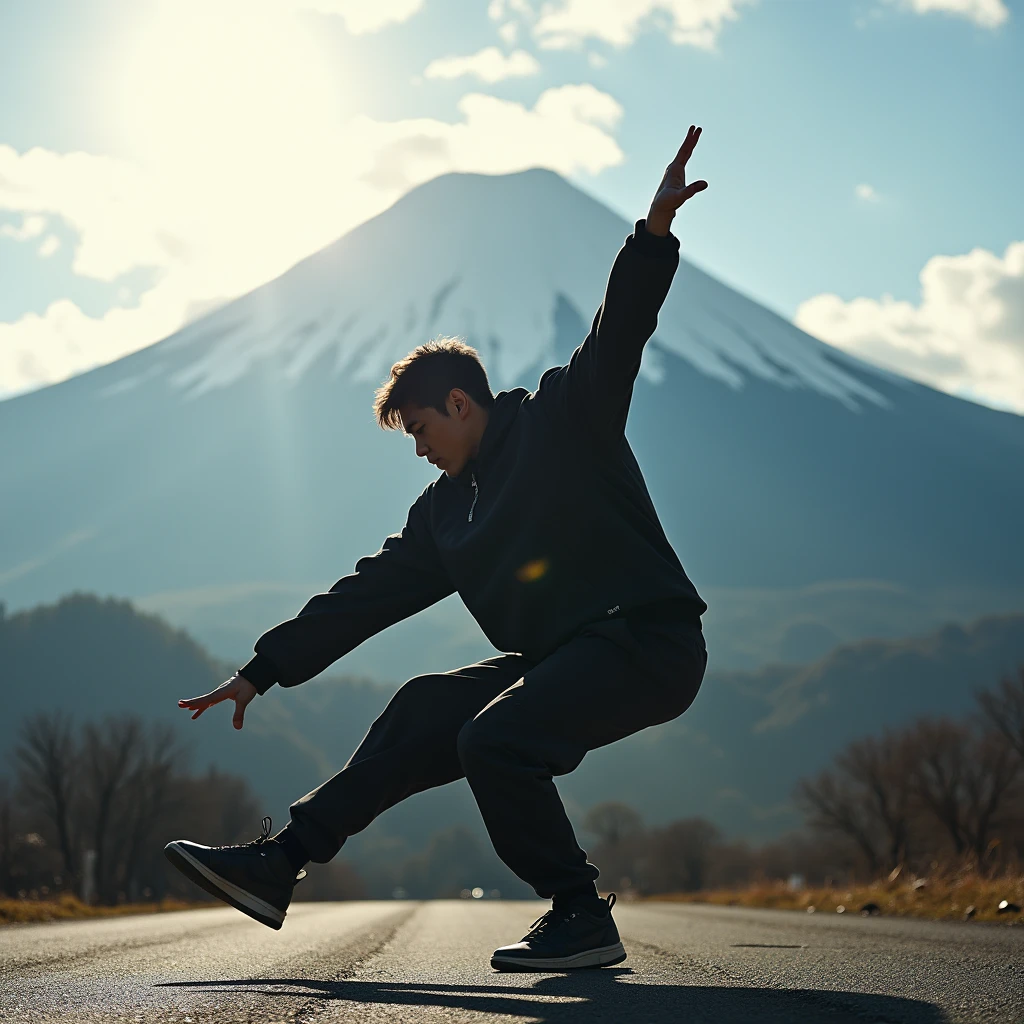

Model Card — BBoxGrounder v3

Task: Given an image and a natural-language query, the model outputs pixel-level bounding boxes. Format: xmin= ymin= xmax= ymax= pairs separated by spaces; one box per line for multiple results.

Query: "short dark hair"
xmin=373 ymin=337 xmax=495 ymax=430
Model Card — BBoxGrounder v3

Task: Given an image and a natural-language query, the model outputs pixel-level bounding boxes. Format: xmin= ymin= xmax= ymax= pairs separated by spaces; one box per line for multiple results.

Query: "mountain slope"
xmin=1 ymin=167 xmax=1022 ymax=675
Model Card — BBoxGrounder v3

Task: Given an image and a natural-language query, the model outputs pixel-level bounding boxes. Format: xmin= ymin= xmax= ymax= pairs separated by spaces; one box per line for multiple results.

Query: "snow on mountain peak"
xmin=110 ymin=168 xmax=894 ymax=411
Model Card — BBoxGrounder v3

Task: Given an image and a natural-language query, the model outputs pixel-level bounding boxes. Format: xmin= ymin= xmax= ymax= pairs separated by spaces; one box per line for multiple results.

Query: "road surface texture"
xmin=1 ymin=899 xmax=1021 ymax=1023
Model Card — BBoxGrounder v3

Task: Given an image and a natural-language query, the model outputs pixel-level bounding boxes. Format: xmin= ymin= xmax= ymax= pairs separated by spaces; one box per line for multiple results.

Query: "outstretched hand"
xmin=178 ymin=670 xmax=257 ymax=730
xmin=647 ymin=125 xmax=708 ymax=232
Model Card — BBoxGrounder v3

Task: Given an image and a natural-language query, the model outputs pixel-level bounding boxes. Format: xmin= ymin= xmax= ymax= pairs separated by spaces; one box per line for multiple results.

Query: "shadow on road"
xmin=159 ymin=971 xmax=949 ymax=1022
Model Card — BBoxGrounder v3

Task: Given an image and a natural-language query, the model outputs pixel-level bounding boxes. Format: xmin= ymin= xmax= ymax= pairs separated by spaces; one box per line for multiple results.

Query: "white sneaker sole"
xmin=491 ymin=941 xmax=627 ymax=971
xmin=164 ymin=842 xmax=286 ymax=929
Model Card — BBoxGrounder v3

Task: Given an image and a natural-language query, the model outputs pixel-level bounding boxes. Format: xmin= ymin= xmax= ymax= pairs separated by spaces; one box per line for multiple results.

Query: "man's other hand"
xmin=178 ymin=671 xmax=257 ymax=730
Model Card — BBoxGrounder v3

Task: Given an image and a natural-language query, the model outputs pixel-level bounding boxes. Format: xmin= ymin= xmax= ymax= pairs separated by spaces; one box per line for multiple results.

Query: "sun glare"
xmin=120 ymin=2 xmax=339 ymax=175
xmin=113 ymin=1 xmax=355 ymax=288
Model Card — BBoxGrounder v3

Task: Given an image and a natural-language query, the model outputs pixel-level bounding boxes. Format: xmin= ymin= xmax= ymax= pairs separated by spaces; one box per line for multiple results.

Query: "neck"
xmin=469 ymin=406 xmax=490 ymax=458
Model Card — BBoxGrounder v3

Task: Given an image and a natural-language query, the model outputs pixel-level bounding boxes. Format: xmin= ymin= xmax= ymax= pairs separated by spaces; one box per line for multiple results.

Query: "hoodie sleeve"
xmin=238 ymin=489 xmax=453 ymax=694
xmin=542 ymin=218 xmax=680 ymax=441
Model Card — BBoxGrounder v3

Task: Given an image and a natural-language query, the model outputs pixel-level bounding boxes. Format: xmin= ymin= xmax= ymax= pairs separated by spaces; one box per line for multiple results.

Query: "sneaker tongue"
xmin=554 ymin=893 xmax=607 ymax=916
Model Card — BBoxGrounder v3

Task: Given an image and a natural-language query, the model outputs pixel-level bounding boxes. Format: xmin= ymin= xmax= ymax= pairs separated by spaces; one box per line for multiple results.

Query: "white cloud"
xmin=301 ymin=0 xmax=423 ymax=33
xmin=499 ymin=21 xmax=519 ymax=44
xmin=588 ymin=51 xmax=609 ymax=68
xmin=795 ymin=240 xmax=1024 ymax=413
xmin=0 ymin=146 xmax=168 ymax=281
xmin=0 ymin=292 xmax=183 ymax=400
xmin=885 ymin=0 xmax=1009 ymax=29
xmin=424 ymin=46 xmax=541 ymax=83
xmin=0 ymin=83 xmax=623 ymax=399
xmin=231 ymin=0 xmax=425 ymax=33
xmin=527 ymin=0 xmax=756 ymax=51
xmin=1 ymin=214 xmax=47 ymax=242
xmin=352 ymin=84 xmax=624 ymax=181
xmin=855 ymin=183 xmax=880 ymax=202
xmin=37 ymin=235 xmax=60 ymax=258
xmin=493 ymin=0 xmax=536 ymax=16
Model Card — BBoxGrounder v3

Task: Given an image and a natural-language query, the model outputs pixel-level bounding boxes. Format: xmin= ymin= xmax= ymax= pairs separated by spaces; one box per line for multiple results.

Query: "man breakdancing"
xmin=166 ymin=125 xmax=710 ymax=971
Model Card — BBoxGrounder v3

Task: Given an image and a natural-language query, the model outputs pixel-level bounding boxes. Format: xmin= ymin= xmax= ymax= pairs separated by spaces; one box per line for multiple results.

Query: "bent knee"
xmin=457 ymin=716 xmax=581 ymax=776
xmin=386 ymin=673 xmax=451 ymax=715
xmin=457 ymin=714 xmax=519 ymax=769
xmin=456 ymin=717 xmax=489 ymax=767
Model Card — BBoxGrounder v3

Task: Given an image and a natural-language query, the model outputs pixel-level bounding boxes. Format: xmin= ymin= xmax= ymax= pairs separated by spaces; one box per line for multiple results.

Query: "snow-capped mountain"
xmin=2 ymin=167 xmax=1023 ymax=675
xmin=147 ymin=168 xmax=890 ymax=410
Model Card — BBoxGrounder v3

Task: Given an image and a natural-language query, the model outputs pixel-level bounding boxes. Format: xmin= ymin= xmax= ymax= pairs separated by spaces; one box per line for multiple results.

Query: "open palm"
xmin=650 ymin=125 xmax=708 ymax=216
xmin=178 ymin=670 xmax=256 ymax=730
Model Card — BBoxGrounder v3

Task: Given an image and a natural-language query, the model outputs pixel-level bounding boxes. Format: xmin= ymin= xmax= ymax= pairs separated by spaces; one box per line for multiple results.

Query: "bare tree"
xmin=583 ymin=801 xmax=644 ymax=847
xmin=977 ymin=666 xmax=1024 ymax=761
xmin=906 ymin=717 xmax=1022 ymax=866
xmin=836 ymin=730 xmax=917 ymax=870
xmin=583 ymin=801 xmax=645 ymax=892
xmin=960 ymin=730 xmax=1022 ymax=865
xmin=0 ymin=777 xmax=12 ymax=897
xmin=797 ymin=728 xmax=920 ymax=878
xmin=117 ymin=724 xmax=183 ymax=901
xmin=205 ymin=769 xmax=262 ymax=845
xmin=82 ymin=716 xmax=145 ymax=903
xmin=14 ymin=711 xmax=80 ymax=885
xmin=643 ymin=817 xmax=721 ymax=894
xmin=795 ymin=768 xmax=886 ymax=876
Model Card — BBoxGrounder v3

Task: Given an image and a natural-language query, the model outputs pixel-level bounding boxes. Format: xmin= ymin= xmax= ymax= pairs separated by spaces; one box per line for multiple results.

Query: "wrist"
xmin=645 ymin=209 xmax=674 ymax=236
xmin=239 ymin=652 xmax=279 ymax=695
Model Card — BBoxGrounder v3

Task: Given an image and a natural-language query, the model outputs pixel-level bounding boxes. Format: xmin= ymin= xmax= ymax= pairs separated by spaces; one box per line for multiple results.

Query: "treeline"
xmin=346 ymin=824 xmax=533 ymax=901
xmin=794 ymin=665 xmax=1024 ymax=880
xmin=584 ymin=667 xmax=1024 ymax=893
xmin=5 ymin=667 xmax=1021 ymax=903
xmin=0 ymin=711 xmax=365 ymax=904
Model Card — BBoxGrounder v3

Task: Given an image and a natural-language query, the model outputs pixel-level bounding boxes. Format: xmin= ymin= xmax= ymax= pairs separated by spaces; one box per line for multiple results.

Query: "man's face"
xmin=400 ymin=392 xmax=475 ymax=478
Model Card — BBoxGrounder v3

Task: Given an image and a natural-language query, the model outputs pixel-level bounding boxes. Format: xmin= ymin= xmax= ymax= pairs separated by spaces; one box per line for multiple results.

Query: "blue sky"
xmin=1 ymin=0 xmax=1021 ymax=410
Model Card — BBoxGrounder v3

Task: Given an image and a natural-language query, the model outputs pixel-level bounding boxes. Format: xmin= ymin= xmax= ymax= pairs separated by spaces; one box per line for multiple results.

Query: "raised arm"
xmin=544 ymin=126 xmax=708 ymax=441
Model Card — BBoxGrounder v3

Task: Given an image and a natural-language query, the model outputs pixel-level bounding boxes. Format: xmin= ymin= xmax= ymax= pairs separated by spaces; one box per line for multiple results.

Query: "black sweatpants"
xmin=287 ymin=611 xmax=708 ymax=898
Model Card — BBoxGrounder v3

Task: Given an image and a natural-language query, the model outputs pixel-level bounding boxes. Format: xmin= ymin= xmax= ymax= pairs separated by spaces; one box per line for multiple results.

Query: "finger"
xmin=671 ymin=126 xmax=694 ymax=159
xmin=671 ymin=126 xmax=701 ymax=168
xmin=670 ymin=126 xmax=695 ymax=161
xmin=233 ymin=700 xmax=245 ymax=731
xmin=680 ymin=180 xmax=709 ymax=203
xmin=178 ymin=689 xmax=226 ymax=709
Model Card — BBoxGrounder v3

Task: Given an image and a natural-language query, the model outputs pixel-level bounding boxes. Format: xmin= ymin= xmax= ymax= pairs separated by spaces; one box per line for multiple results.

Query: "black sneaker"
xmin=491 ymin=892 xmax=626 ymax=971
xmin=164 ymin=816 xmax=304 ymax=930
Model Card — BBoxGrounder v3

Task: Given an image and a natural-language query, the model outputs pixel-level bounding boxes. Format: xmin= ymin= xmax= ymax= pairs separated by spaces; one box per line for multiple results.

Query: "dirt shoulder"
xmin=649 ymin=874 xmax=1024 ymax=924
xmin=1 ymin=894 xmax=215 ymax=925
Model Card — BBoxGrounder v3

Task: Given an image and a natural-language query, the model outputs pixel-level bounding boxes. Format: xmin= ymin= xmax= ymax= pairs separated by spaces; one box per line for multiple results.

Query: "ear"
xmin=449 ymin=389 xmax=471 ymax=420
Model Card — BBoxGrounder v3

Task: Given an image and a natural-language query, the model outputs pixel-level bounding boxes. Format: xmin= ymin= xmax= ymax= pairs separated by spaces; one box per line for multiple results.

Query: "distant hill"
xmin=568 ymin=610 xmax=1024 ymax=840
xmin=3 ymin=593 xmax=1023 ymax=861
xmin=0 ymin=593 xmax=529 ymax=893
xmin=0 ymin=592 xmax=386 ymax=815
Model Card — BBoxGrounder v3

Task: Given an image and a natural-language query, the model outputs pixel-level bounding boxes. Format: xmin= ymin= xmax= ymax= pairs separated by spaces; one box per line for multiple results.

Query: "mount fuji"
xmin=2 ymin=167 xmax=1023 ymax=677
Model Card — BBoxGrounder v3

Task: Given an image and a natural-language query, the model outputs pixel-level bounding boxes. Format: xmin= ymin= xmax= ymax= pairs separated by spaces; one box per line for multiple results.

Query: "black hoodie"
xmin=241 ymin=218 xmax=707 ymax=694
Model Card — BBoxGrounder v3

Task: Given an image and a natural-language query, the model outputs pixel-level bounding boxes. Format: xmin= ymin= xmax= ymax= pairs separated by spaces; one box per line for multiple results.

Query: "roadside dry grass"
xmin=0 ymin=893 xmax=215 ymax=925
xmin=652 ymin=871 xmax=1024 ymax=924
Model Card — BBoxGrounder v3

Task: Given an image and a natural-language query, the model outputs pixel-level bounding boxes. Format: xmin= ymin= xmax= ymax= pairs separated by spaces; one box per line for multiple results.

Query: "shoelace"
xmin=525 ymin=892 xmax=616 ymax=940
xmin=525 ymin=906 xmax=573 ymax=940
xmin=214 ymin=816 xmax=307 ymax=881
xmin=215 ymin=815 xmax=273 ymax=851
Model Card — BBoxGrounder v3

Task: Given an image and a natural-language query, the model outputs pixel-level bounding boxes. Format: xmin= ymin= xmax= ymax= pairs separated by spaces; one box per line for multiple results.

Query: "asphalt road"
xmin=1 ymin=899 xmax=1021 ymax=1023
